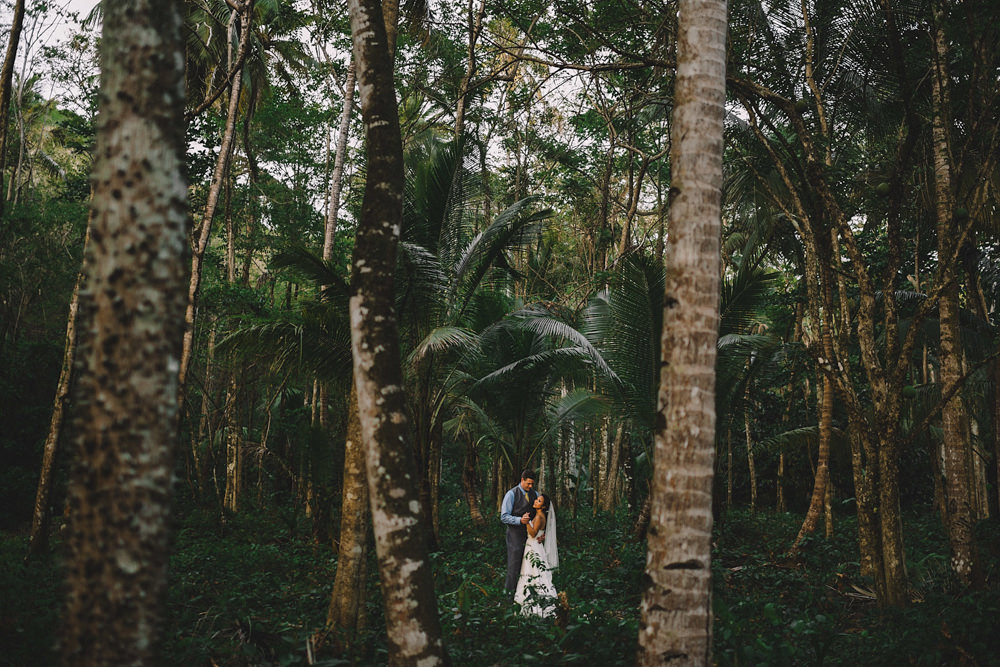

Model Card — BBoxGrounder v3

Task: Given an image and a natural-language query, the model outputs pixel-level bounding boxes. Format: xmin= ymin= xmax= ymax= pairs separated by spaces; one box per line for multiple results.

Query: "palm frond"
xmin=271 ymin=246 xmax=350 ymax=302
xmin=755 ymin=425 xmax=849 ymax=455
xmin=407 ymin=326 xmax=480 ymax=365
xmin=453 ymin=197 xmax=552 ymax=310
xmin=503 ymin=306 xmax=620 ymax=385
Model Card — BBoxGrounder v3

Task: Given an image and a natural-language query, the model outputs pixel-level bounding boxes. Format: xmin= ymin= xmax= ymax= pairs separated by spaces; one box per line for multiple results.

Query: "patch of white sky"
xmin=5 ymin=0 xmax=100 ymax=109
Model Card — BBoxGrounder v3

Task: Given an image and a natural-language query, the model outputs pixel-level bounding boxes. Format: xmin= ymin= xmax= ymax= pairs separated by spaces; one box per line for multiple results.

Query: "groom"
xmin=500 ymin=469 xmax=537 ymax=599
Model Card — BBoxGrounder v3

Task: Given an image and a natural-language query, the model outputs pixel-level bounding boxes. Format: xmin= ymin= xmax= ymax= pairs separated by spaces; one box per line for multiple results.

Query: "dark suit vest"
xmin=510 ymin=486 xmax=537 ymax=530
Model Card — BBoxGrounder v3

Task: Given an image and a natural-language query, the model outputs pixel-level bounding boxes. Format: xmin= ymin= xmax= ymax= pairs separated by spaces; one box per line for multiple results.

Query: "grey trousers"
xmin=505 ymin=526 xmax=527 ymax=593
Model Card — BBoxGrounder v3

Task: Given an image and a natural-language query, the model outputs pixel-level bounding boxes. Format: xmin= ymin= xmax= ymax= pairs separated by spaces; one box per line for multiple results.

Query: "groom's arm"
xmin=499 ymin=489 xmax=519 ymax=526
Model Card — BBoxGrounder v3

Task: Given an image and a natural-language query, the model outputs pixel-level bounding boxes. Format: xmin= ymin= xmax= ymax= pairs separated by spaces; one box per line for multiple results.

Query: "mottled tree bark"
xmin=61 ymin=0 xmax=188 ymax=662
xmin=346 ymin=0 xmax=449 ymax=661
xmin=930 ymin=3 xmax=978 ymax=586
xmin=637 ymin=0 xmax=726 ymax=662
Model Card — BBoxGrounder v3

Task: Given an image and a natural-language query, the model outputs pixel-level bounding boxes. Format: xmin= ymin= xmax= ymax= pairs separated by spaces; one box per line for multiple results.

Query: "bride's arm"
xmin=526 ymin=513 xmax=545 ymax=538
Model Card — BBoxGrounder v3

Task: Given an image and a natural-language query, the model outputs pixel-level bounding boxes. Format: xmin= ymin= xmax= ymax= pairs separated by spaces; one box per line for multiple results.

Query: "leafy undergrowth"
xmin=2 ymin=502 xmax=999 ymax=665
xmin=713 ymin=509 xmax=1000 ymax=666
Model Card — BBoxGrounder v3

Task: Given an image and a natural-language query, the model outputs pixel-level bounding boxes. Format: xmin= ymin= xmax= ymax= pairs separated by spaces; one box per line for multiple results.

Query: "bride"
xmin=513 ymin=493 xmax=559 ymax=617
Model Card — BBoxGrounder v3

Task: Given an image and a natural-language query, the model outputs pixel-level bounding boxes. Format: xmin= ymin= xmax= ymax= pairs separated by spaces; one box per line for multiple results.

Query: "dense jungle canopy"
xmin=1 ymin=0 xmax=998 ymax=664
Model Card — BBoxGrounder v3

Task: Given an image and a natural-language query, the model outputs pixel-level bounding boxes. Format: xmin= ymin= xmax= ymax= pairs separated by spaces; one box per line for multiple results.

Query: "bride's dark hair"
xmin=537 ymin=493 xmax=551 ymax=515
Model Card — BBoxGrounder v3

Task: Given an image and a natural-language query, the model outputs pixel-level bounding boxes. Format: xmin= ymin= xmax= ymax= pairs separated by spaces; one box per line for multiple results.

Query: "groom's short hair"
xmin=521 ymin=469 xmax=537 ymax=481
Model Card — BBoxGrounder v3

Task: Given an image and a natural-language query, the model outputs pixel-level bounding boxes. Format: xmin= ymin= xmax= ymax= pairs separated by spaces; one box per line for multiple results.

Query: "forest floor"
xmin=2 ymin=498 xmax=1000 ymax=666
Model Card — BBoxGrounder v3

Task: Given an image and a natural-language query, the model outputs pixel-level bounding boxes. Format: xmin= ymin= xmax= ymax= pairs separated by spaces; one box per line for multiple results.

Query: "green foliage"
xmin=0 ymin=535 xmax=62 ymax=666
xmin=713 ymin=510 xmax=1000 ymax=666
xmin=4 ymin=502 xmax=1000 ymax=664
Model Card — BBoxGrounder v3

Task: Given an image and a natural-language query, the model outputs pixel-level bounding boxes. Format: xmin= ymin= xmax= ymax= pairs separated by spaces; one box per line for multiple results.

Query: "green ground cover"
xmin=2 ymin=501 xmax=998 ymax=665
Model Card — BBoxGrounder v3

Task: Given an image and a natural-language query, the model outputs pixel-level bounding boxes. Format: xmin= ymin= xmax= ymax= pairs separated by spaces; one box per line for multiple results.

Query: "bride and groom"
xmin=500 ymin=469 xmax=559 ymax=617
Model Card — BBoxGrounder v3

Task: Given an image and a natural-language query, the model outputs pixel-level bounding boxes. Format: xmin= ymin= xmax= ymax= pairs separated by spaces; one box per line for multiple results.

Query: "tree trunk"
xmin=0 ymin=0 xmax=25 ymax=222
xmin=26 ymin=221 xmax=90 ymax=561
xmin=323 ymin=59 xmax=356 ymax=260
xmin=637 ymin=0 xmax=726 ymax=661
xmin=744 ymin=380 xmax=757 ymax=512
xmin=601 ymin=423 xmax=624 ymax=512
xmin=193 ymin=320 xmax=218 ymax=501
xmin=326 ymin=383 xmax=370 ymax=641
xmin=726 ymin=426 xmax=733 ymax=508
xmin=793 ymin=371 xmax=833 ymax=549
xmin=61 ymin=1 xmax=187 ymax=661
xmin=461 ymin=436 xmax=486 ymax=526
xmin=877 ymin=433 xmax=907 ymax=606
xmin=177 ymin=0 xmax=253 ymax=405
xmin=222 ymin=374 xmax=242 ymax=513
xmin=849 ymin=424 xmax=883 ymax=584
xmin=454 ymin=0 xmax=486 ymax=140
xmin=346 ymin=0 xmax=448 ymax=660
xmin=930 ymin=3 xmax=978 ymax=586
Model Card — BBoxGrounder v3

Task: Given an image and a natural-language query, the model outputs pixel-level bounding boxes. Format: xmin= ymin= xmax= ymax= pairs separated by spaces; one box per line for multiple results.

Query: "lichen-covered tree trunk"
xmin=930 ymin=3 xmax=978 ymax=586
xmin=61 ymin=0 xmax=187 ymax=662
xmin=637 ymin=0 xmax=726 ymax=662
xmin=326 ymin=383 xmax=369 ymax=640
xmin=346 ymin=0 xmax=448 ymax=660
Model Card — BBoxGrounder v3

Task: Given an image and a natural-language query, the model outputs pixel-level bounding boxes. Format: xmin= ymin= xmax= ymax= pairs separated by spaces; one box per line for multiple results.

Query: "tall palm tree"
xmin=395 ymin=137 xmax=553 ymax=543
xmin=638 ymin=0 xmax=727 ymax=661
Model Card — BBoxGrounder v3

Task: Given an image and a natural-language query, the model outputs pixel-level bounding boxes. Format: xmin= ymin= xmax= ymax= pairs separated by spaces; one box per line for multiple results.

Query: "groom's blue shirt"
xmin=500 ymin=484 xmax=527 ymax=526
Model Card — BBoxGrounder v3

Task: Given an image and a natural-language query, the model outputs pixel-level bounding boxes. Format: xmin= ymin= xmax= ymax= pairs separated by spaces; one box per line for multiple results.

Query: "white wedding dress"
xmin=513 ymin=508 xmax=559 ymax=617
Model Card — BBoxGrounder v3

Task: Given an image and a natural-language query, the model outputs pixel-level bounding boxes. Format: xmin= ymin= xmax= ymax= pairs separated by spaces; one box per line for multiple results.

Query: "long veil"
xmin=544 ymin=504 xmax=559 ymax=569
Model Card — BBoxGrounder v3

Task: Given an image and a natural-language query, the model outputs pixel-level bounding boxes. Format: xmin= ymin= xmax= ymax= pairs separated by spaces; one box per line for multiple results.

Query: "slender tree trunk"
xmin=61 ymin=1 xmax=187 ymax=661
xmin=454 ymin=0 xmax=486 ymax=140
xmin=849 ymin=425 xmax=882 ymax=583
xmin=631 ymin=492 xmax=651 ymax=542
xmin=638 ymin=0 xmax=726 ymax=661
xmin=346 ymin=0 xmax=448 ymax=660
xmin=177 ymin=1 xmax=253 ymax=406
xmin=726 ymin=426 xmax=733 ymax=508
xmin=931 ymin=3 xmax=978 ymax=587
xmin=26 ymin=222 xmax=90 ymax=561
xmin=877 ymin=430 xmax=907 ymax=606
xmin=744 ymin=380 xmax=757 ymax=512
xmin=241 ymin=103 xmax=259 ymax=286
xmin=793 ymin=372 xmax=832 ymax=549
xmin=601 ymin=423 xmax=624 ymax=512
xmin=461 ymin=436 xmax=486 ymax=526
xmin=0 ymin=0 xmax=25 ymax=223
xmin=323 ymin=59 xmax=356 ymax=260
xmin=326 ymin=383 xmax=369 ymax=640
xmin=824 ymin=469 xmax=834 ymax=538
xmin=193 ymin=320 xmax=218 ymax=501
xmin=776 ymin=453 xmax=786 ymax=512
xmin=222 ymin=374 xmax=242 ymax=513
